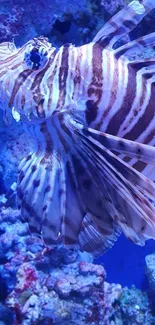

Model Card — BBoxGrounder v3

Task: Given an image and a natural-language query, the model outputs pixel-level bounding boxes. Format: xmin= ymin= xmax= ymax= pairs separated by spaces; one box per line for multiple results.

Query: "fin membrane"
xmin=81 ymin=127 xmax=155 ymax=166
xmin=78 ymin=213 xmax=121 ymax=257
xmin=114 ymin=32 xmax=155 ymax=59
xmin=17 ymin=116 xmax=155 ymax=256
xmin=93 ymin=0 xmax=155 ymax=50
xmin=71 ymin=122 xmax=155 ymax=243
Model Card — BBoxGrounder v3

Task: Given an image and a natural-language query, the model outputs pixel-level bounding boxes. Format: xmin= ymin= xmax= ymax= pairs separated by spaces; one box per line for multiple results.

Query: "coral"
xmin=0 ymin=5 xmax=24 ymax=43
xmin=0 ymin=207 xmax=155 ymax=324
xmin=0 ymin=207 xmax=123 ymax=325
xmin=0 ymin=303 xmax=13 ymax=325
xmin=145 ymin=254 xmax=155 ymax=293
xmin=0 ymin=117 xmax=33 ymax=195
xmin=6 ymin=262 xmax=121 ymax=324
xmin=110 ymin=286 xmax=155 ymax=325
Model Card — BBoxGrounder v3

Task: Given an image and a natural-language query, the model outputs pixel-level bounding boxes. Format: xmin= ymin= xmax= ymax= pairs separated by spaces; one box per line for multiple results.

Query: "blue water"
xmin=96 ymin=234 xmax=155 ymax=289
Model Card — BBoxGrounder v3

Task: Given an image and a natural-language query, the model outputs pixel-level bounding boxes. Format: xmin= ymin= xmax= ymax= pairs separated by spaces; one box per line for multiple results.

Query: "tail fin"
xmin=17 ymin=117 xmax=155 ymax=256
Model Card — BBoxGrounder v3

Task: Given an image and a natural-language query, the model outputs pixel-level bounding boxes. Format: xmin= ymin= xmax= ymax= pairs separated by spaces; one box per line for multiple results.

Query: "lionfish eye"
xmin=24 ymin=46 xmax=48 ymax=70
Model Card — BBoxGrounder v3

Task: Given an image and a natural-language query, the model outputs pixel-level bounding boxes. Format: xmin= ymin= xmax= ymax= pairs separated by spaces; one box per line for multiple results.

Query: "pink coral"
xmin=5 ymin=252 xmax=122 ymax=324
xmin=15 ymin=263 xmax=38 ymax=293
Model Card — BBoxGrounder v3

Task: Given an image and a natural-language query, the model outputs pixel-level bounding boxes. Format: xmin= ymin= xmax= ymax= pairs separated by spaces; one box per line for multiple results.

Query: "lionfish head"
xmin=0 ymin=37 xmax=56 ymax=124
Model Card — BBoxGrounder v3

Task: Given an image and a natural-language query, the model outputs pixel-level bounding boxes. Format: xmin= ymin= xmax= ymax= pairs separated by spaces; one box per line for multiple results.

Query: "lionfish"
xmin=1 ymin=0 xmax=155 ymax=257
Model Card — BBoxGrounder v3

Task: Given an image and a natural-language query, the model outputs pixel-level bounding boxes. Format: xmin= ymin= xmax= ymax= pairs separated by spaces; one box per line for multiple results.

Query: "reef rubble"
xmin=0 ymin=207 xmax=155 ymax=324
xmin=0 ymin=117 xmax=33 ymax=196
xmin=145 ymin=253 xmax=155 ymax=293
xmin=0 ymin=207 xmax=121 ymax=324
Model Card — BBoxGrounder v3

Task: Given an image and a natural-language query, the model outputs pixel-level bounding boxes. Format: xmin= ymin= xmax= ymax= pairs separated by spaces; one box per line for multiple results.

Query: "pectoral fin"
xmin=16 ymin=116 xmax=155 ymax=256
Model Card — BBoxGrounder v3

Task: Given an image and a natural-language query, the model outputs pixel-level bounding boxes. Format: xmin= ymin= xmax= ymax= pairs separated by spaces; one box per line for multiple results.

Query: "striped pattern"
xmin=91 ymin=53 xmax=155 ymax=179
xmin=16 ymin=114 xmax=155 ymax=254
xmin=0 ymin=39 xmax=93 ymax=120
xmin=93 ymin=0 xmax=155 ymax=49
xmin=1 ymin=0 xmax=155 ymax=256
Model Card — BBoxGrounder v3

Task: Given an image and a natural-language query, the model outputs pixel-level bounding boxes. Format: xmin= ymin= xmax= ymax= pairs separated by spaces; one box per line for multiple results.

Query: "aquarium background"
xmin=96 ymin=235 xmax=155 ymax=289
xmin=0 ymin=0 xmax=155 ymax=324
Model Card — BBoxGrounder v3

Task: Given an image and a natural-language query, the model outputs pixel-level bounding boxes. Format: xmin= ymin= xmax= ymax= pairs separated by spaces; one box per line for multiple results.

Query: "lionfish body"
xmin=1 ymin=0 xmax=155 ymax=256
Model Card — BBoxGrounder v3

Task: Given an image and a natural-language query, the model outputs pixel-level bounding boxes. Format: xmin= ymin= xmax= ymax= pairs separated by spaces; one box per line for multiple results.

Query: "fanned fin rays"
xmin=78 ymin=213 xmax=121 ymax=257
xmin=4 ymin=0 xmax=155 ymax=257
xmin=93 ymin=0 xmax=154 ymax=50
xmin=114 ymin=32 xmax=155 ymax=59
xmin=17 ymin=116 xmax=155 ymax=256
xmin=80 ymin=127 xmax=155 ymax=166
